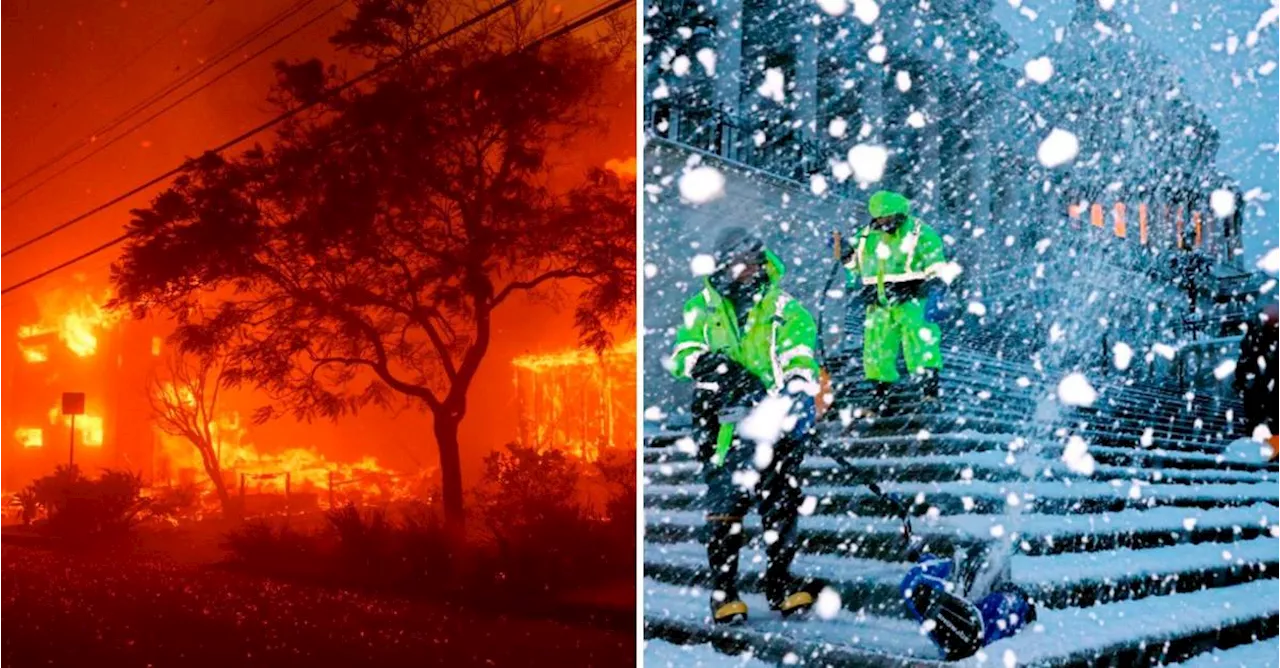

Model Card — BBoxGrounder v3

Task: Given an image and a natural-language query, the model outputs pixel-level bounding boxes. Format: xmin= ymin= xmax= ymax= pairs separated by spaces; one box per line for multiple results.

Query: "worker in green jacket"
xmin=841 ymin=190 xmax=953 ymax=408
xmin=670 ymin=227 xmax=824 ymax=624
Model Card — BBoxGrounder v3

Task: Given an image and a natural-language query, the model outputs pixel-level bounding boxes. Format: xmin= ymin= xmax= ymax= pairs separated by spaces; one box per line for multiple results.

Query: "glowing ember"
xmin=15 ymin=428 xmax=43 ymax=448
xmin=512 ymin=338 xmax=637 ymax=460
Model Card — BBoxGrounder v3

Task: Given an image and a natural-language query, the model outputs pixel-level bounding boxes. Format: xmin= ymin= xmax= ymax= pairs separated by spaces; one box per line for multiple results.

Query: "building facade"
xmin=643 ymin=0 xmax=1252 ymax=407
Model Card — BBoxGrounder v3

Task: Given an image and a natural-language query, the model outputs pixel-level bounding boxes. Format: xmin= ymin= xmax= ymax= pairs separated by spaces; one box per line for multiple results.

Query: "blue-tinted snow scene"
xmin=642 ymin=0 xmax=1279 ymax=665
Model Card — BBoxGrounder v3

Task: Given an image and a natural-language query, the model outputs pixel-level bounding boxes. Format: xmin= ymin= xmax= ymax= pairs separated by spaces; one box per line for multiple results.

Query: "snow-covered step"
xmin=644 ymin=639 xmax=773 ymax=668
xmin=645 ymin=577 xmax=1280 ymax=667
xmin=643 ymin=541 xmax=909 ymax=618
xmin=1086 ymin=443 xmax=1276 ymax=473
xmin=645 ymin=504 xmax=1280 ymax=558
xmin=1017 ymin=536 xmax=1279 ymax=609
xmin=645 ymin=479 xmax=1280 ymax=516
xmin=967 ymin=578 xmax=1280 ymax=667
xmin=1165 ymin=637 xmax=1279 ymax=668
xmin=646 ymin=434 xmax=1274 ymax=474
xmin=645 ymin=451 xmax=1026 ymax=487
xmin=646 ymin=536 xmax=1278 ymax=618
xmin=645 ymin=453 xmax=1275 ymax=489
xmin=644 ymin=578 xmax=945 ymax=667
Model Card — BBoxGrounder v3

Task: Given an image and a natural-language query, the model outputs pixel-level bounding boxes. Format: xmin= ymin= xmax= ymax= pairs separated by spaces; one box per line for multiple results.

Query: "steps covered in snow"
xmin=643 ymin=346 xmax=1277 ymax=666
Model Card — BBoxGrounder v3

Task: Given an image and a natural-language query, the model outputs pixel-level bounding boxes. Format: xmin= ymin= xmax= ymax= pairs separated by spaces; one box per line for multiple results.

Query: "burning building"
xmin=2 ymin=280 xmax=428 ymax=515
xmin=2 ymin=281 xmax=160 ymax=491
xmin=512 ymin=338 xmax=637 ymax=460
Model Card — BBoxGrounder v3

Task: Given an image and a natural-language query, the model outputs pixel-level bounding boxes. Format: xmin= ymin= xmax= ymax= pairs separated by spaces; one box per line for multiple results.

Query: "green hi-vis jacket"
xmin=670 ymin=249 xmax=820 ymax=393
xmin=842 ymin=217 xmax=948 ymax=303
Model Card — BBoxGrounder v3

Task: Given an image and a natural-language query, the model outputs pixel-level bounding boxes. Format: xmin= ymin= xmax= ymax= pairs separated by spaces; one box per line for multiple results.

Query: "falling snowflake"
xmin=1037 ymin=128 xmax=1079 ymax=168
xmin=852 ymin=0 xmax=879 ymax=24
xmin=1210 ymin=189 xmax=1236 ymax=218
xmin=815 ymin=587 xmax=843 ymax=619
xmin=1024 ymin=57 xmax=1054 ymax=83
xmin=1057 ymin=372 xmax=1097 ymax=407
xmin=847 ymin=144 xmax=888 ymax=183
xmin=815 ymin=0 xmax=848 ymax=16
xmin=757 ymin=68 xmax=786 ymax=102
xmin=1113 ymin=342 xmax=1133 ymax=370
xmin=1062 ymin=435 xmax=1096 ymax=475
xmin=678 ymin=167 xmax=726 ymax=204
xmin=690 ymin=254 xmax=717 ymax=276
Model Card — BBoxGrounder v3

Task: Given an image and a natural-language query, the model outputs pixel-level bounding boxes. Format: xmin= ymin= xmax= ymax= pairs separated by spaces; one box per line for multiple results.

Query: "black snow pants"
xmin=693 ymin=385 xmax=810 ymax=607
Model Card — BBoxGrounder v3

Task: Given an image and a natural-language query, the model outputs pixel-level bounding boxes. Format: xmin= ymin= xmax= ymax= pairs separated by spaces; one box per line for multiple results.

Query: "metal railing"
xmin=645 ymin=98 xmax=840 ymax=194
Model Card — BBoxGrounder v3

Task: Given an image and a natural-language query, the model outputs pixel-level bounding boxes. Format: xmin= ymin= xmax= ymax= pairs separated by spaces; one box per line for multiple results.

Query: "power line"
xmin=0 ymin=0 xmax=631 ymax=295
xmin=1 ymin=0 xmax=347 ymax=213
xmin=1 ymin=0 xmax=321 ymax=199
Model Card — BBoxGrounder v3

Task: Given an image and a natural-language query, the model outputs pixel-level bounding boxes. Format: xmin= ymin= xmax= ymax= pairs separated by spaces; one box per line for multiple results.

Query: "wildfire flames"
xmin=14 ymin=428 xmax=43 ymax=448
xmin=512 ymin=338 xmax=637 ymax=460
xmin=45 ymin=403 xmax=104 ymax=447
xmin=153 ymin=383 xmax=424 ymax=514
xmin=7 ymin=283 xmax=428 ymax=519
xmin=16 ymin=283 xmax=121 ymax=360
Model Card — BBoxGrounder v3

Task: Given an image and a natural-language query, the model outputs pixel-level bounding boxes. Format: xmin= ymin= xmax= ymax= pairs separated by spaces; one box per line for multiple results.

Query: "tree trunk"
xmin=197 ymin=444 xmax=238 ymax=519
xmin=433 ymin=416 xmax=465 ymax=537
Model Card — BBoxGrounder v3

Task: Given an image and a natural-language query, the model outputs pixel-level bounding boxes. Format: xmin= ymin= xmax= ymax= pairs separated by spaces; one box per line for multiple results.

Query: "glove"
xmin=858 ymin=284 xmax=881 ymax=304
xmin=883 ymin=279 xmax=928 ymax=303
xmin=693 ymin=353 xmax=766 ymax=406
xmin=832 ymin=232 xmax=857 ymax=264
xmin=786 ymin=387 xmax=817 ymax=437
xmin=690 ymin=352 xmax=730 ymax=382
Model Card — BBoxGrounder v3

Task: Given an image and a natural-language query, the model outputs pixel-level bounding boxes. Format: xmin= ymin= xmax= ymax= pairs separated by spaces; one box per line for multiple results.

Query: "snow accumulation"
xmin=1169 ymin=637 xmax=1280 ymax=668
xmin=1016 ymin=537 xmax=1278 ymax=585
xmin=645 ymin=639 xmax=773 ymax=668
xmin=969 ymin=580 xmax=1279 ymax=667
xmin=645 ymin=503 xmax=1279 ymax=544
xmin=1224 ymin=437 xmax=1277 ymax=463
xmin=644 ymin=578 xmax=939 ymax=659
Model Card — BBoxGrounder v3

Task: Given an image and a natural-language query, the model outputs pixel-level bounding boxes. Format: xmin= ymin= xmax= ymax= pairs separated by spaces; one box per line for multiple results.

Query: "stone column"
xmin=914 ymin=65 xmax=941 ymax=216
xmin=795 ymin=13 xmax=820 ymax=143
xmin=969 ymin=99 xmax=993 ymax=229
xmin=710 ymin=0 xmax=744 ymax=119
xmin=859 ymin=63 xmax=885 ymax=143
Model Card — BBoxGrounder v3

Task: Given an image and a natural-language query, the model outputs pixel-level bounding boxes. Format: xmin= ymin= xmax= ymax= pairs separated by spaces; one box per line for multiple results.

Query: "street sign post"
xmin=62 ymin=392 xmax=85 ymax=468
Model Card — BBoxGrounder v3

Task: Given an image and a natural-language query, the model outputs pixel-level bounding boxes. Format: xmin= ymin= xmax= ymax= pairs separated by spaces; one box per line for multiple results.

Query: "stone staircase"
xmin=642 ymin=343 xmax=1278 ymax=666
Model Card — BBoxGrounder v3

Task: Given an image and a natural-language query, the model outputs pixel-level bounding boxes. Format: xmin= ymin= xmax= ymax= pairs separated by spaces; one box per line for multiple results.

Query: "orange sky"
xmin=1 ymin=0 xmax=636 ymax=488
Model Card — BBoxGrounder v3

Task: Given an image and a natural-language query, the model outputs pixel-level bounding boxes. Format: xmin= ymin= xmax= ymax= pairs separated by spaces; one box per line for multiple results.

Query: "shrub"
xmin=147 ymin=483 xmax=202 ymax=521
xmin=325 ymin=503 xmax=392 ymax=573
xmin=473 ymin=443 xmax=619 ymax=591
xmin=396 ymin=500 xmax=455 ymax=585
xmin=24 ymin=466 xmax=147 ymax=539
xmin=15 ymin=488 xmax=39 ymax=526
xmin=222 ymin=521 xmax=315 ymax=568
